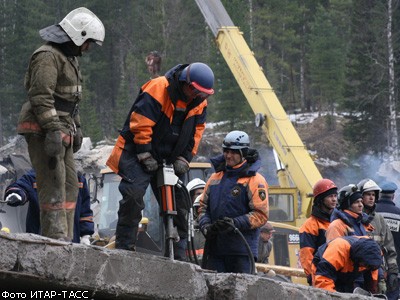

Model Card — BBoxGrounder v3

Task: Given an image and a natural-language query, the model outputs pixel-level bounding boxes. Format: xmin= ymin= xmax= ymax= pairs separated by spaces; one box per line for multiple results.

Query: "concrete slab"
xmin=0 ymin=232 xmax=374 ymax=300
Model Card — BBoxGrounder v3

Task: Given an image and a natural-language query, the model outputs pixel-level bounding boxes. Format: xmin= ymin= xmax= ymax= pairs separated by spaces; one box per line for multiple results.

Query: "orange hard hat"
xmin=313 ymin=179 xmax=337 ymax=199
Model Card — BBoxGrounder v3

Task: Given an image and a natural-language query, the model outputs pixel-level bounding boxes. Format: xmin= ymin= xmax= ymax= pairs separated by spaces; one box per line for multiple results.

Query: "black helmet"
xmin=338 ymin=184 xmax=362 ymax=210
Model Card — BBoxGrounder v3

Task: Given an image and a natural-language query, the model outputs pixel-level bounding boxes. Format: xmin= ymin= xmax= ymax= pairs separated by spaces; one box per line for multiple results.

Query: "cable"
xmin=176 ymin=180 xmax=200 ymax=265
xmin=202 ymin=220 xmax=256 ymax=274
xmin=225 ymin=221 xmax=256 ymax=275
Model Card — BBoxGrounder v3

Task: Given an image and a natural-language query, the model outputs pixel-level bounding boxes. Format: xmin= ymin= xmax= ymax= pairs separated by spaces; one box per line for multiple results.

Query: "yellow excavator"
xmin=194 ymin=0 xmax=324 ymax=284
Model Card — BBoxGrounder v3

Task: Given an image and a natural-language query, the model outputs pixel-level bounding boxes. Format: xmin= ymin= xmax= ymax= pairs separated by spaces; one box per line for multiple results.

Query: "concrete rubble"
xmin=0 ymin=232 xmax=375 ymax=300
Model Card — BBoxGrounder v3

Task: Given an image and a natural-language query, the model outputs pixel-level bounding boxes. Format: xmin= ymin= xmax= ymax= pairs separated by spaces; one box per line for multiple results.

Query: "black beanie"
xmin=340 ymin=191 xmax=363 ymax=209
xmin=314 ymin=188 xmax=338 ymax=205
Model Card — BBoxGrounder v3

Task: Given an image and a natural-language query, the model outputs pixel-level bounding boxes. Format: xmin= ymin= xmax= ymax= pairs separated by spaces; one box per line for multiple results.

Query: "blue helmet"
xmin=179 ymin=62 xmax=214 ymax=95
xmin=380 ymin=181 xmax=398 ymax=194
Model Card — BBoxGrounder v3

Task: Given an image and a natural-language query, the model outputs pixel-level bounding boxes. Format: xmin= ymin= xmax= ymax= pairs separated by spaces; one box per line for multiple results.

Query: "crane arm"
xmin=195 ymin=0 xmax=322 ymax=223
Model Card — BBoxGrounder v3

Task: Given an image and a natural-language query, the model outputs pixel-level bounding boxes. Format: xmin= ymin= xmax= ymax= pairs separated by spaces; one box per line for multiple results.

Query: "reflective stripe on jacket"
xmin=18 ymin=43 xmax=82 ymax=135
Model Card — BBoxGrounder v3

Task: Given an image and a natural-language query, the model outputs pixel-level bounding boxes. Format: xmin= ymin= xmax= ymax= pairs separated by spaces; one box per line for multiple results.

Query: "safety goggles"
xmin=188 ymin=83 xmax=210 ymax=99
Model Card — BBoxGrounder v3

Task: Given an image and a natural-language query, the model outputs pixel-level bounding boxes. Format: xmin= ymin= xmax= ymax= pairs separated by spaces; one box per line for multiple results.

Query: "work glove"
xmin=137 ymin=152 xmax=158 ymax=172
xmin=173 ymin=156 xmax=189 ymax=175
xmin=73 ymin=127 xmax=83 ymax=153
xmin=215 ymin=217 xmax=235 ymax=233
xmin=387 ymin=273 xmax=399 ymax=292
xmin=80 ymin=235 xmax=91 ymax=245
xmin=378 ymin=279 xmax=387 ymax=294
xmin=5 ymin=193 xmax=23 ymax=207
xmin=44 ymin=130 xmax=63 ymax=157
xmin=201 ymin=223 xmax=218 ymax=239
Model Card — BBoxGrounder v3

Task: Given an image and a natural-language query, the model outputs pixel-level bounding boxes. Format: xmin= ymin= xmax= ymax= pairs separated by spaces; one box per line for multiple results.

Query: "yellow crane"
xmin=195 ymin=0 xmax=322 ymax=227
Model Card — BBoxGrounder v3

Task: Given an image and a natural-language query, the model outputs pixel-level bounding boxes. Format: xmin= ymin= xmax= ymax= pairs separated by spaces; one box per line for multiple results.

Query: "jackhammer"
xmin=157 ymin=160 xmax=180 ymax=259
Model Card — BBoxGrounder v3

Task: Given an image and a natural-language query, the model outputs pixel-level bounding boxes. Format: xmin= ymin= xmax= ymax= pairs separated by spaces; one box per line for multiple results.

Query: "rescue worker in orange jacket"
xmin=198 ymin=131 xmax=269 ymax=274
xmin=312 ymin=236 xmax=382 ymax=293
xmin=106 ymin=62 xmax=214 ymax=256
xmin=325 ymin=184 xmax=387 ymax=293
xmin=299 ymin=178 xmax=338 ymax=285
xmin=17 ymin=8 xmax=104 ymax=241
xmin=326 ymin=184 xmax=374 ymax=242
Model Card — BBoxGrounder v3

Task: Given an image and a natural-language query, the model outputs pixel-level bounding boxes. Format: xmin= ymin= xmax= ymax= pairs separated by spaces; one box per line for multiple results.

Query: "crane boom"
xmin=195 ymin=0 xmax=322 ymax=225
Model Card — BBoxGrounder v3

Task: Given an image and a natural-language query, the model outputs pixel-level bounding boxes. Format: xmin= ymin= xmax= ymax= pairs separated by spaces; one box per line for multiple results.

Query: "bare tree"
xmin=387 ymin=0 xmax=398 ymax=160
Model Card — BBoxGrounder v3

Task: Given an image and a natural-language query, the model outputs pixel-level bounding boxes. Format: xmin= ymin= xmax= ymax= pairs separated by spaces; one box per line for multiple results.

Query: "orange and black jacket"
xmin=312 ymin=236 xmax=381 ymax=293
xmin=326 ymin=209 xmax=374 ymax=242
xmin=198 ymin=153 xmax=269 ymax=257
xmin=299 ymin=205 xmax=331 ymax=280
xmin=107 ymin=64 xmax=206 ymax=173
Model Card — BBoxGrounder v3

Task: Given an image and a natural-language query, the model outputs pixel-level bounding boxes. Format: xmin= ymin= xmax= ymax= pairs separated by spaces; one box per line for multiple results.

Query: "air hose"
xmin=176 ymin=180 xmax=200 ymax=265
xmin=202 ymin=220 xmax=256 ymax=275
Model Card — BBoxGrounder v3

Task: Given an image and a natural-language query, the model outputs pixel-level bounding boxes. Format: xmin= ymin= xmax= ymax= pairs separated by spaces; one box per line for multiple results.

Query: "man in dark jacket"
xmin=106 ymin=62 xmax=214 ymax=257
xmin=198 ymin=130 xmax=269 ymax=274
xmin=257 ymin=222 xmax=275 ymax=264
xmin=4 ymin=169 xmax=94 ymax=244
xmin=375 ymin=181 xmax=400 ymax=298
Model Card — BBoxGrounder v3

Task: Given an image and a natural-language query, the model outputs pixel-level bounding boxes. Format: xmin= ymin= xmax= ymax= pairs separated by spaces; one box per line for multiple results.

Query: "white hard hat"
xmin=193 ymin=194 xmax=202 ymax=207
xmin=59 ymin=7 xmax=105 ymax=46
xmin=357 ymin=179 xmax=381 ymax=193
xmin=186 ymin=178 xmax=206 ymax=193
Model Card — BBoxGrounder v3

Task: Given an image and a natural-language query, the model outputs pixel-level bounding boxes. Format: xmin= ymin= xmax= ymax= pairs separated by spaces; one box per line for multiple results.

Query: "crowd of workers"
xmin=3 ymin=5 xmax=400 ymax=299
xmin=299 ymin=178 xmax=400 ymax=298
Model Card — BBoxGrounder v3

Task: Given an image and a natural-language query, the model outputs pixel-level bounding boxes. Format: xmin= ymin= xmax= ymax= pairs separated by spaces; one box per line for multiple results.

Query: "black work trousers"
xmin=115 ymin=151 xmax=189 ymax=251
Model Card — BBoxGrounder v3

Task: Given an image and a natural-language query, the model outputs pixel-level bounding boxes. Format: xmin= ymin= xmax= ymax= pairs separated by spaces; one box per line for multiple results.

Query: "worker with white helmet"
xmin=358 ymin=179 xmax=399 ymax=299
xmin=17 ymin=7 xmax=104 ymax=241
xmin=187 ymin=179 xmax=206 ymax=262
xmin=186 ymin=178 xmax=206 ymax=203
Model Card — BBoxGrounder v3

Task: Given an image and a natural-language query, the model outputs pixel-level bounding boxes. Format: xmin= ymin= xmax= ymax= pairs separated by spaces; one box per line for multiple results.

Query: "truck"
xmin=194 ymin=0 xmax=324 ymax=283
